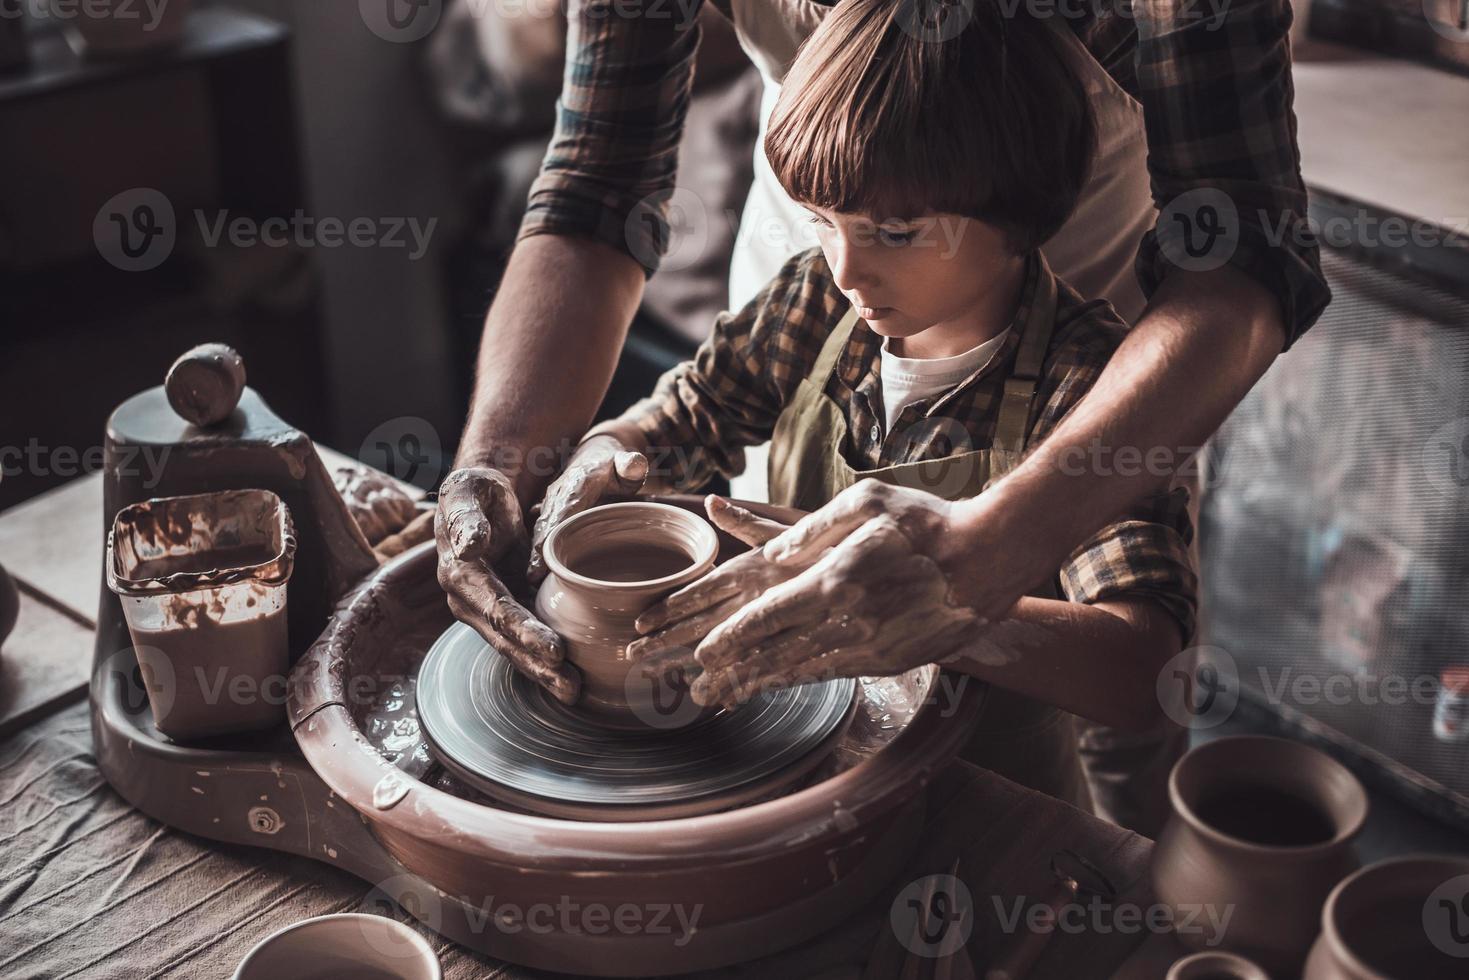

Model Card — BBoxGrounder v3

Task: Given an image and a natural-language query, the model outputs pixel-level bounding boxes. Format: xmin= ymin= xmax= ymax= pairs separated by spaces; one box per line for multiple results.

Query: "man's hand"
xmin=630 ymin=484 xmax=1035 ymax=708
xmin=528 ymin=435 xmax=649 ymax=584
xmin=435 ymin=467 xmax=580 ymax=704
xmin=628 ymin=496 xmax=797 ymax=679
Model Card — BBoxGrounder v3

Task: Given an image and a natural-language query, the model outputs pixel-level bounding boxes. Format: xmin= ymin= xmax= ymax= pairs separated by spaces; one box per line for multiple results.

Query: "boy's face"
xmin=805 ymin=206 xmax=1021 ymax=342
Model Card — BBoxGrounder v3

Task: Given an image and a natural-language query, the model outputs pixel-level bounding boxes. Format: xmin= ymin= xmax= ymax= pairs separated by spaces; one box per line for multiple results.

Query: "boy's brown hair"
xmin=766 ymin=0 xmax=1096 ymax=254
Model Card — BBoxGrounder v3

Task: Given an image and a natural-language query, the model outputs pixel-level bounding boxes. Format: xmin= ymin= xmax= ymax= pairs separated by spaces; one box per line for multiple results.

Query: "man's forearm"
xmin=948 ymin=265 xmax=1286 ymax=614
xmin=456 ymin=234 xmax=646 ymax=506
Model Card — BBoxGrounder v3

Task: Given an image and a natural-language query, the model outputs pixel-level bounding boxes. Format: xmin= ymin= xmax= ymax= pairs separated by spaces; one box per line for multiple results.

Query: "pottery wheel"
xmin=417 ymin=623 xmax=858 ymax=820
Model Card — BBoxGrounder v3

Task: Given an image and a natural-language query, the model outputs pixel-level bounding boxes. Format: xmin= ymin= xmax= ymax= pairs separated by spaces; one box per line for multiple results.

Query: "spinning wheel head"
xmin=416 ymin=623 xmax=858 ymax=821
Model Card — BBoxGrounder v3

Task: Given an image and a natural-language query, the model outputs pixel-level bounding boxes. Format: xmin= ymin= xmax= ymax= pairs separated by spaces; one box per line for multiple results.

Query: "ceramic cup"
xmin=233 ymin=913 xmax=441 ymax=980
xmin=1303 ymin=854 xmax=1469 ymax=980
xmin=536 ymin=501 xmax=719 ymax=727
xmin=1152 ymin=735 xmax=1368 ymax=976
xmin=1166 ymin=950 xmax=1272 ymax=980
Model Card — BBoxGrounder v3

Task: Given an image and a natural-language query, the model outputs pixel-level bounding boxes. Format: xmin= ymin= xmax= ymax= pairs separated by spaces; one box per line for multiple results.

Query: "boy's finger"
xmin=705 ymin=495 xmax=790 ymax=547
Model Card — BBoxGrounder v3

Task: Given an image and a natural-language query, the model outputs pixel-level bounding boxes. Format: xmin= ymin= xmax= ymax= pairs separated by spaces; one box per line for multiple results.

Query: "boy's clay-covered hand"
xmin=436 ymin=467 xmax=580 ymax=704
xmin=628 ymin=496 xmax=796 ymax=679
xmin=528 ymin=434 xmax=649 ymax=584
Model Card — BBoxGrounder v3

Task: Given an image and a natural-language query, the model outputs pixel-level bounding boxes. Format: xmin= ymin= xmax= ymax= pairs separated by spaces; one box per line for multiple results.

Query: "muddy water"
xmin=568 ymin=542 xmax=693 ymax=583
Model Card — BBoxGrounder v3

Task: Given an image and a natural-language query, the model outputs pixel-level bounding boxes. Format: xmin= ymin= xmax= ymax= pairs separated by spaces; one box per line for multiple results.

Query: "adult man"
xmin=434 ymin=0 xmax=1329 ymax=832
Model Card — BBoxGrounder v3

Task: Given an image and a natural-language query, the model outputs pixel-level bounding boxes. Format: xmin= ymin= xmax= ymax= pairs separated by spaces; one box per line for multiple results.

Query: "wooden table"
xmin=0 ymin=464 xmax=1182 ymax=979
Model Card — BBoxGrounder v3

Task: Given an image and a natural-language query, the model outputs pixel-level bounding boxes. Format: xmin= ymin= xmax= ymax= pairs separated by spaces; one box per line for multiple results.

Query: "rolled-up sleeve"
xmin=516 ymin=0 xmax=703 ymax=276
xmin=616 ymin=248 xmax=843 ymax=487
xmin=1132 ymin=0 xmax=1331 ymax=348
xmin=1059 ymin=487 xmax=1199 ymax=641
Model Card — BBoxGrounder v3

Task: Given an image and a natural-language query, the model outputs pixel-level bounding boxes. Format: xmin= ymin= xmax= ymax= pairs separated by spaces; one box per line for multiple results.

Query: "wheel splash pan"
xmin=287 ymin=497 xmax=984 ymax=976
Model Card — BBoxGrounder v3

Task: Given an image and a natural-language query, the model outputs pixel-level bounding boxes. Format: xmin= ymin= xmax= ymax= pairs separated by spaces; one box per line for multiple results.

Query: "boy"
xmin=529 ymin=0 xmax=1196 ymax=807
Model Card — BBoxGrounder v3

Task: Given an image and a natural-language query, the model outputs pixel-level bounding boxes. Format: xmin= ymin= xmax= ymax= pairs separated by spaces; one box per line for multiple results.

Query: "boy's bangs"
xmin=764 ymin=0 xmax=1095 ymax=254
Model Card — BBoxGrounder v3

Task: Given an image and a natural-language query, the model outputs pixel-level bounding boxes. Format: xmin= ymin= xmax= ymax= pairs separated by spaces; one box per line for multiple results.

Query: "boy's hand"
xmin=436 ymin=467 xmax=580 ymax=705
xmin=528 ymin=434 xmax=649 ymax=584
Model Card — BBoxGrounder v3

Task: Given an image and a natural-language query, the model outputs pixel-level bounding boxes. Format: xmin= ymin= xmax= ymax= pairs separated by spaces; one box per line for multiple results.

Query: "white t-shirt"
xmin=879 ymin=330 xmax=1011 ymax=435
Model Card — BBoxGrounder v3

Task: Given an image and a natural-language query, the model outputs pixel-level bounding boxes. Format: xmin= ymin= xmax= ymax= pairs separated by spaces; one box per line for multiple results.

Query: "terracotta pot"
xmin=535 ymin=501 xmax=719 ymax=726
xmin=1166 ymin=950 xmax=1271 ymax=980
xmin=1152 ymin=736 xmax=1368 ymax=976
xmin=1304 ymin=854 xmax=1469 ymax=980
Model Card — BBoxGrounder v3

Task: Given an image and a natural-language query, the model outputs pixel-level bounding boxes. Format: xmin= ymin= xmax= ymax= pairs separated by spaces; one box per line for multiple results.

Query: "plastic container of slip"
xmin=106 ymin=488 xmax=296 ymax=740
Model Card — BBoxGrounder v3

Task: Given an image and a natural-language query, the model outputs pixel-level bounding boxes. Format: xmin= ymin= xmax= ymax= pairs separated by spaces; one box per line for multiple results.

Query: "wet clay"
xmin=568 ymin=542 xmax=693 ymax=583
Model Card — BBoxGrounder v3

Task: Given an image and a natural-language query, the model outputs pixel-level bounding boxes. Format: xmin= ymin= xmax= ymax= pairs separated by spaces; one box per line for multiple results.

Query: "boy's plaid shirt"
xmin=616 ymin=248 xmax=1200 ymax=638
xmin=517 ymin=0 xmax=1329 ymax=347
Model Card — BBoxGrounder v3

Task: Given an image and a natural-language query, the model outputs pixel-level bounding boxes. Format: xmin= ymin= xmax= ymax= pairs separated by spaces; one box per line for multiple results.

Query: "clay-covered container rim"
xmin=541 ymin=501 xmax=719 ymax=592
xmin=1168 ymin=734 xmax=1368 ymax=858
xmin=106 ymin=487 xmax=298 ymax=596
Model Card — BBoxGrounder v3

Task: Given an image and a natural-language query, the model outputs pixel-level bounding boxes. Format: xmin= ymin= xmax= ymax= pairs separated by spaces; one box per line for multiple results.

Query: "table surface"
xmin=0 ymin=459 xmax=1181 ymax=979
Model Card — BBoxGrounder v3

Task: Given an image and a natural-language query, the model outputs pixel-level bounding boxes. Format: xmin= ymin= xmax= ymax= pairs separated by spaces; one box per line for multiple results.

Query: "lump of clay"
xmin=0 ymin=562 xmax=18 ymax=647
xmin=165 ymin=343 xmax=247 ymax=427
xmin=333 ymin=463 xmax=418 ymax=546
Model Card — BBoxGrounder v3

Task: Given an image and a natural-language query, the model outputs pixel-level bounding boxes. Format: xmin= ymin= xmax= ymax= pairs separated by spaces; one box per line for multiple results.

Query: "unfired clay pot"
xmin=1152 ymin=736 xmax=1368 ymax=976
xmin=535 ymin=501 xmax=718 ymax=725
xmin=1303 ymin=854 xmax=1469 ymax=980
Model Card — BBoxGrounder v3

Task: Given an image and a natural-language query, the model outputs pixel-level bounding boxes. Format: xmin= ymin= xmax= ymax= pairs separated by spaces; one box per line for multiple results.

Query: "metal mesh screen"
xmin=1200 ymin=247 xmax=1469 ymax=823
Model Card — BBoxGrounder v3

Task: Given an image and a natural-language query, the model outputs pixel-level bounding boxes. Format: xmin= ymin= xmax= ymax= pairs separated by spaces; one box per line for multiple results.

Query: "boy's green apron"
xmin=767 ymin=260 xmax=1093 ymax=812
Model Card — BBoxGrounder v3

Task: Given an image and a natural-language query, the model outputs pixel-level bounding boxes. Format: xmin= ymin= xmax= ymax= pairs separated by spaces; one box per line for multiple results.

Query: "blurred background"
xmin=1 ymin=0 xmax=1468 ymax=848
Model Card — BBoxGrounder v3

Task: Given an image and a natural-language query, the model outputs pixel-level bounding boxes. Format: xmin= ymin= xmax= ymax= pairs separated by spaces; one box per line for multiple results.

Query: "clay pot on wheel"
xmin=1303 ymin=854 xmax=1469 ymax=980
xmin=535 ymin=501 xmax=718 ymax=726
xmin=1152 ymin=736 xmax=1368 ymax=976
